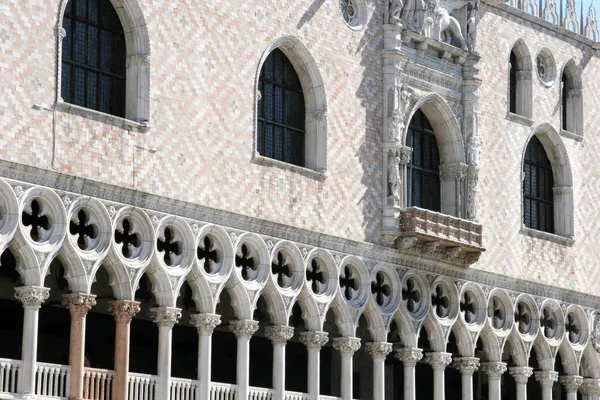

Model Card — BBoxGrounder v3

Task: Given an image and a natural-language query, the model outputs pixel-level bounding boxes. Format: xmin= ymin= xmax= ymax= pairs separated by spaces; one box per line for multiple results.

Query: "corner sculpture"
xmin=389 ymin=0 xmax=479 ymax=51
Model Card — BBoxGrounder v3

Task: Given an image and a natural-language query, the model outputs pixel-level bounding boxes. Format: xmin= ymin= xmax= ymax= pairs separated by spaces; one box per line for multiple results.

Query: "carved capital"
xmin=425 ymin=352 xmax=452 ymax=370
xmin=333 ymin=337 xmax=362 ymax=356
xmin=300 ymin=331 xmax=329 ymax=350
xmin=312 ymin=110 xmax=327 ymax=121
xmin=559 ymin=375 xmax=583 ymax=392
xmin=14 ymin=286 xmax=49 ymax=309
xmin=480 ymin=362 xmax=507 ymax=378
xmin=553 ymin=186 xmax=572 ymax=196
xmin=534 ymin=370 xmax=559 ymax=386
xmin=394 ymin=347 xmax=423 ymax=365
xmin=107 ymin=300 xmax=140 ymax=323
xmin=265 ymin=325 xmax=294 ymax=345
xmin=516 ymin=70 xmax=532 ymax=80
xmin=568 ymin=88 xmax=583 ymax=98
xmin=580 ymin=378 xmax=600 ymax=396
xmin=150 ymin=307 xmax=181 ymax=328
xmin=452 ymin=357 xmax=480 ymax=375
xmin=189 ymin=313 xmax=221 ymax=335
xmin=126 ymin=54 xmax=150 ymax=68
xmin=364 ymin=342 xmax=393 ymax=360
xmin=57 ymin=27 xmax=66 ymax=39
xmin=439 ymin=163 xmax=468 ymax=182
xmin=229 ymin=319 xmax=259 ymax=339
xmin=509 ymin=367 xmax=533 ymax=384
xmin=62 ymin=293 xmax=96 ymax=316
xmin=399 ymin=146 xmax=413 ymax=166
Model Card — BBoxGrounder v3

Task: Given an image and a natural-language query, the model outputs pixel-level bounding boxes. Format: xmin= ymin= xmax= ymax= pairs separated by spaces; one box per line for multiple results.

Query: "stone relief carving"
xmin=467 ymin=135 xmax=482 ymax=167
xmin=466 ymin=3 xmax=478 ymax=52
xmin=388 ymin=150 xmax=402 ymax=200
xmin=387 ymin=85 xmax=417 ymax=143
xmin=591 ymin=318 xmax=600 ymax=354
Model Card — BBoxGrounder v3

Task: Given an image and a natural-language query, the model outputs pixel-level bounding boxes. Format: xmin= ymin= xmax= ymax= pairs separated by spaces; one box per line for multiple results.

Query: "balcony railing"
xmin=396 ymin=207 xmax=485 ymax=266
xmin=0 ymin=358 xmax=343 ymax=400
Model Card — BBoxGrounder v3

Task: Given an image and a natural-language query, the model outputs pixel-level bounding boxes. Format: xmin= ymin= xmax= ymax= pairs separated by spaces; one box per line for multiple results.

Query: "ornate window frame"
xmin=507 ymin=39 xmax=533 ymax=120
xmin=253 ymin=36 xmax=328 ymax=174
xmin=55 ymin=0 xmax=151 ymax=125
xmin=560 ymin=59 xmax=584 ymax=140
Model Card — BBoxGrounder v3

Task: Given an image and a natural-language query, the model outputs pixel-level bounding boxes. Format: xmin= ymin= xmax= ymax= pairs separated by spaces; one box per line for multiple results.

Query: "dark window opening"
xmin=407 ymin=110 xmax=441 ymax=212
xmin=509 ymin=51 xmax=518 ymax=114
xmin=561 ymin=71 xmax=570 ymax=131
xmin=257 ymin=49 xmax=306 ymax=167
xmin=61 ymin=0 xmax=126 ymax=117
xmin=523 ymin=135 xmax=554 ymax=233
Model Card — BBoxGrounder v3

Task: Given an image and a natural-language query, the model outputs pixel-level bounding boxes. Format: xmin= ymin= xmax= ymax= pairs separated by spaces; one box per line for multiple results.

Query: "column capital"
xmin=62 ymin=293 xmax=96 ymax=315
xmin=452 ymin=357 xmax=480 ymax=375
xmin=559 ymin=375 xmax=583 ymax=393
xmin=229 ymin=319 xmax=259 ymax=339
xmin=107 ymin=300 xmax=140 ymax=322
xmin=534 ymin=370 xmax=559 ymax=386
xmin=394 ymin=347 xmax=423 ymax=365
xmin=189 ymin=313 xmax=221 ymax=334
xmin=508 ymin=366 xmax=533 ymax=384
xmin=480 ymin=362 xmax=507 ymax=378
xmin=14 ymin=286 xmax=49 ymax=309
xmin=299 ymin=331 xmax=329 ymax=350
xmin=150 ymin=306 xmax=181 ymax=328
xmin=424 ymin=352 xmax=452 ymax=370
xmin=265 ymin=325 xmax=294 ymax=345
xmin=333 ymin=337 xmax=362 ymax=356
xmin=580 ymin=378 xmax=600 ymax=396
xmin=364 ymin=342 xmax=393 ymax=360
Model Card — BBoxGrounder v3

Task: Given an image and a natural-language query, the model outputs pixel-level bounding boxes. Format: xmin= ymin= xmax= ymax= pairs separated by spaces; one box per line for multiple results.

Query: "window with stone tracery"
xmin=61 ymin=0 xmax=126 ymax=118
xmin=406 ymin=110 xmax=441 ymax=212
xmin=523 ymin=135 xmax=554 ymax=233
xmin=561 ymin=62 xmax=583 ymax=136
xmin=257 ymin=49 xmax=306 ymax=167
xmin=508 ymin=41 xmax=533 ymax=119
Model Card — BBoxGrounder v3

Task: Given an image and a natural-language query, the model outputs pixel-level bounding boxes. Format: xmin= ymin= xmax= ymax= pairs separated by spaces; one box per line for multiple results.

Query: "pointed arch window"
xmin=257 ymin=49 xmax=306 ymax=167
xmin=61 ymin=0 xmax=126 ymax=117
xmin=561 ymin=64 xmax=583 ymax=136
xmin=407 ymin=110 xmax=441 ymax=212
xmin=509 ymin=51 xmax=518 ymax=114
xmin=507 ymin=43 xmax=533 ymax=119
xmin=523 ymin=136 xmax=554 ymax=233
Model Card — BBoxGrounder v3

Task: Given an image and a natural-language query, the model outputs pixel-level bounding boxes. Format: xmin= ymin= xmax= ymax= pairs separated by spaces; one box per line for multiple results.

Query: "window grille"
xmin=523 ymin=135 xmax=554 ymax=233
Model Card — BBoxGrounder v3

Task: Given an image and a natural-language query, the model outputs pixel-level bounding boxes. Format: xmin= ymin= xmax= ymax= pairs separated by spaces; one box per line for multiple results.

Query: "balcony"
xmin=394 ymin=207 xmax=485 ymax=266
xmin=0 ymin=358 xmax=343 ymax=400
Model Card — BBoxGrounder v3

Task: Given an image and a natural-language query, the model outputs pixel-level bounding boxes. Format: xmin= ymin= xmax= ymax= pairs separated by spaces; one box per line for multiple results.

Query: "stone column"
xmin=425 ymin=352 xmax=452 ymax=400
xmin=14 ymin=286 xmax=50 ymax=396
xmin=265 ymin=326 xmax=294 ymax=400
xmin=580 ymin=378 xmax=600 ymax=400
xmin=107 ymin=300 xmax=140 ymax=400
xmin=453 ymin=357 xmax=480 ymax=400
xmin=62 ymin=293 xmax=97 ymax=400
xmin=299 ymin=331 xmax=329 ymax=400
xmin=190 ymin=313 xmax=221 ymax=400
xmin=509 ymin=367 xmax=533 ymax=400
xmin=534 ymin=371 xmax=559 ymax=400
xmin=395 ymin=347 xmax=423 ymax=400
xmin=332 ymin=337 xmax=361 ymax=400
xmin=364 ymin=342 xmax=392 ymax=400
xmin=151 ymin=307 xmax=181 ymax=400
xmin=481 ymin=362 xmax=507 ymax=400
xmin=560 ymin=375 xmax=583 ymax=400
xmin=230 ymin=319 xmax=259 ymax=400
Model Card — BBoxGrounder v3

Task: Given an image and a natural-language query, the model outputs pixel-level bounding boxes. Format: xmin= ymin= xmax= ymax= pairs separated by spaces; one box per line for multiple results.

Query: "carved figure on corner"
xmin=390 ymin=0 xmax=404 ymax=25
xmin=388 ymin=151 xmax=402 ymax=200
xmin=466 ymin=3 xmax=478 ymax=52
xmin=466 ymin=172 xmax=478 ymax=219
xmin=387 ymin=85 xmax=417 ymax=143
xmin=401 ymin=0 xmax=428 ymax=32
xmin=467 ymin=135 xmax=482 ymax=166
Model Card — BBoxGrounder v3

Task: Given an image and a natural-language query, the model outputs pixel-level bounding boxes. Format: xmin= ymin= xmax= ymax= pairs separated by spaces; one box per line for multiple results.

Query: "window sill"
xmin=56 ymin=102 xmax=150 ymax=133
xmin=520 ymin=227 xmax=574 ymax=246
xmin=506 ymin=112 xmax=534 ymax=126
xmin=252 ymin=154 xmax=327 ymax=181
xmin=560 ymin=129 xmax=583 ymax=142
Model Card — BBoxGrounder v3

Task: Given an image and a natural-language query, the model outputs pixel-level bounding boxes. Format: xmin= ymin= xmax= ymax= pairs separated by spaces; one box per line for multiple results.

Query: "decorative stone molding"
xmin=299 ymin=331 xmax=329 ymax=350
xmin=364 ymin=342 xmax=393 ymax=360
xmin=150 ymin=307 xmax=182 ymax=328
xmin=332 ymin=337 xmax=362 ymax=356
xmin=509 ymin=366 xmax=533 ymax=384
xmin=229 ymin=319 xmax=259 ymax=340
xmin=107 ymin=300 xmax=141 ymax=323
xmin=559 ymin=375 xmax=583 ymax=392
xmin=425 ymin=352 xmax=452 ymax=370
xmin=452 ymin=357 xmax=480 ymax=374
xmin=394 ymin=347 xmax=423 ymax=365
xmin=14 ymin=286 xmax=50 ymax=309
xmin=62 ymin=293 xmax=97 ymax=316
xmin=265 ymin=325 xmax=295 ymax=345
xmin=480 ymin=362 xmax=507 ymax=378
xmin=534 ymin=371 xmax=559 ymax=386
xmin=190 ymin=313 xmax=221 ymax=334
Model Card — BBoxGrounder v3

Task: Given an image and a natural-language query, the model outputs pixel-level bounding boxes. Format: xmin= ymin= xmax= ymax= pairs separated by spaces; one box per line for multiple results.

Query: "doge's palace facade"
xmin=1 ymin=0 xmax=600 ymax=400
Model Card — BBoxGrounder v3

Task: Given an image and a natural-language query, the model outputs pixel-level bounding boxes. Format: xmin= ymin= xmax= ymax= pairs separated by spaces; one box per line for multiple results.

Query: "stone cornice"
xmin=1 ymin=161 xmax=600 ymax=309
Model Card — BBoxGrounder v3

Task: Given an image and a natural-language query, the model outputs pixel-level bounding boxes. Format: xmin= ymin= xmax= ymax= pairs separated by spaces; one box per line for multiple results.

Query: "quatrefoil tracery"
xmin=541 ymin=306 xmax=558 ymax=339
xmin=514 ymin=301 xmax=532 ymax=335
xmin=306 ymin=259 xmax=326 ymax=294
xmin=431 ymin=285 xmax=450 ymax=318
xmin=197 ymin=236 xmax=219 ymax=274
xmin=69 ymin=208 xmax=98 ymax=251
xmin=115 ymin=218 xmax=140 ymax=259
xmin=460 ymin=291 xmax=477 ymax=324
xmin=339 ymin=265 xmax=358 ymax=301
xmin=372 ymin=272 xmax=391 ymax=307
xmin=402 ymin=277 xmax=420 ymax=313
xmin=272 ymin=251 xmax=292 ymax=288
xmin=236 ymin=244 xmax=257 ymax=281
xmin=156 ymin=227 xmax=182 ymax=267
xmin=22 ymin=199 xmax=51 ymax=242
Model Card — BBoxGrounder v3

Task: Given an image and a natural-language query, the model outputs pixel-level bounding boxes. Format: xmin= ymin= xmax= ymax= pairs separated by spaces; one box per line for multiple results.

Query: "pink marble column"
xmin=62 ymin=293 xmax=97 ymax=400
xmin=108 ymin=300 xmax=140 ymax=400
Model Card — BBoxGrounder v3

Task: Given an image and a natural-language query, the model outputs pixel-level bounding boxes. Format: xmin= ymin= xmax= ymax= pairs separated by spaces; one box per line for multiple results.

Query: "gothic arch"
xmin=56 ymin=0 xmax=151 ymax=122
xmin=560 ymin=59 xmax=584 ymax=137
xmin=254 ymin=35 xmax=328 ymax=171
xmin=580 ymin=342 xmax=600 ymax=378
xmin=508 ymin=39 xmax=533 ymax=118
xmin=522 ymin=124 xmax=574 ymax=237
